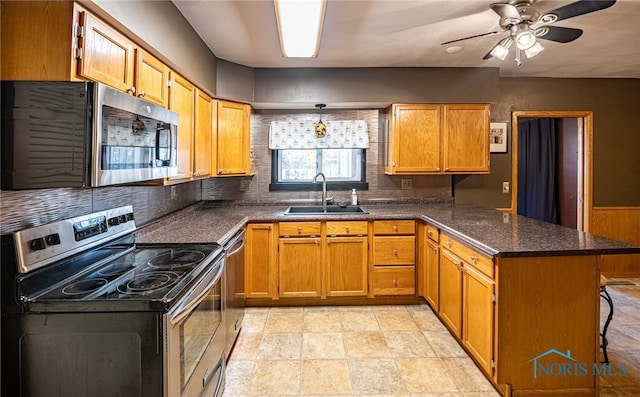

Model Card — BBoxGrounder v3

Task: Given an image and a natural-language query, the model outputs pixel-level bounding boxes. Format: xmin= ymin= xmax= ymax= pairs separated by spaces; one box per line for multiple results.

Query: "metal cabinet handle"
xmin=470 ymin=255 xmax=478 ymax=262
xmin=427 ymin=230 xmax=432 ymax=236
xmin=127 ymin=86 xmax=136 ymax=94
xmin=392 ymin=279 xmax=398 ymax=286
xmin=393 ymin=225 xmax=398 ymax=231
xmin=446 ymin=241 xmax=452 ymax=247
xmin=346 ymin=227 xmax=350 ymax=233
xmin=431 ymin=246 xmax=438 ymax=252
xmin=393 ymin=249 xmax=398 ymax=256
xmin=297 ymin=228 xmax=302 ymax=234
xmin=138 ymin=91 xmax=146 ymax=98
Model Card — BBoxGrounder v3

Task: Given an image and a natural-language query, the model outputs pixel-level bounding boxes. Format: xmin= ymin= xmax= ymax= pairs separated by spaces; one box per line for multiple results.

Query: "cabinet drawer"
xmin=279 ymin=222 xmax=321 ymax=237
xmin=373 ymin=236 xmax=415 ymax=265
xmin=372 ymin=266 xmax=415 ymax=295
xmin=373 ymin=220 xmax=415 ymax=235
xmin=441 ymin=232 xmax=493 ymax=278
xmin=326 ymin=221 xmax=368 ymax=236
xmin=426 ymin=224 xmax=439 ymax=243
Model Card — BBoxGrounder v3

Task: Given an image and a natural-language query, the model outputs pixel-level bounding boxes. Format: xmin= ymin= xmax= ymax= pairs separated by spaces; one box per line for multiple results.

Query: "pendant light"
xmin=314 ymin=104 xmax=326 ymax=138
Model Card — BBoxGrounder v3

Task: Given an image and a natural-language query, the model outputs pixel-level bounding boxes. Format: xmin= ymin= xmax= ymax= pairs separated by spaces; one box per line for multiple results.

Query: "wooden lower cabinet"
xmin=462 ymin=264 xmax=494 ymax=375
xmin=325 ymin=236 xmax=368 ymax=297
xmin=278 ymin=237 xmax=322 ymax=298
xmin=438 ymin=249 xmax=463 ymax=338
xmin=244 ymin=224 xmax=277 ymax=299
xmin=424 ymin=239 xmax=440 ymax=310
xmin=372 ymin=265 xmax=415 ymax=295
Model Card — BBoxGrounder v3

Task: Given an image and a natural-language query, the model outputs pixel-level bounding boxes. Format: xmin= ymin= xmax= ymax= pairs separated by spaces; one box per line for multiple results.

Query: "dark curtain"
xmin=517 ymin=118 xmax=559 ymax=224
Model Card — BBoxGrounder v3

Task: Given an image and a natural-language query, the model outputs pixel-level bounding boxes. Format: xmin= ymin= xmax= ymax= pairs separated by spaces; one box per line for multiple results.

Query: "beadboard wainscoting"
xmin=202 ymin=109 xmax=452 ymax=202
xmin=591 ymin=206 xmax=640 ymax=277
xmin=0 ymin=182 xmax=201 ymax=235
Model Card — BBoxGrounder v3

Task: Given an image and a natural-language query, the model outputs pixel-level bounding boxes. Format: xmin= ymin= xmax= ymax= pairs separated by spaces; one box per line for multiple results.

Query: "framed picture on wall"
xmin=490 ymin=122 xmax=508 ymax=153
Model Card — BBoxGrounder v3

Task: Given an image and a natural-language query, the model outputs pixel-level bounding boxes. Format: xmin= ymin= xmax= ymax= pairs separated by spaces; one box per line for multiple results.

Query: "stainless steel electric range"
xmin=1 ymin=206 xmax=226 ymax=397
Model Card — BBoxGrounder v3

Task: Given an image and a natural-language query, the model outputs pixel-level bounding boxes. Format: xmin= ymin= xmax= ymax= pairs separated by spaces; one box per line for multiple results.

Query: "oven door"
xmin=164 ymin=255 xmax=225 ymax=397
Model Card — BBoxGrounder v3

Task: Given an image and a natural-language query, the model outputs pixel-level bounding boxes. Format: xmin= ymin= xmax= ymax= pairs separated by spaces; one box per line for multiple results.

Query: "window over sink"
xmin=269 ymin=148 xmax=368 ymax=191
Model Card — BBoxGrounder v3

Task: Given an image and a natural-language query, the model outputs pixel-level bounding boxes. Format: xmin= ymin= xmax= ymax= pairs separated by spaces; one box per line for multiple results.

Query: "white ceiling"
xmin=172 ymin=0 xmax=640 ymax=78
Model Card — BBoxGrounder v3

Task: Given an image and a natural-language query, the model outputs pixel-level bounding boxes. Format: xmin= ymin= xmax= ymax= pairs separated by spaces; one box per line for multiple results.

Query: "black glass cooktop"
xmin=18 ymin=242 xmax=222 ymax=306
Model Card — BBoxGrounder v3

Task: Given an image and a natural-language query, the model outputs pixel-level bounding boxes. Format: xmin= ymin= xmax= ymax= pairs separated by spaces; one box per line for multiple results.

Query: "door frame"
xmin=510 ymin=111 xmax=593 ymax=232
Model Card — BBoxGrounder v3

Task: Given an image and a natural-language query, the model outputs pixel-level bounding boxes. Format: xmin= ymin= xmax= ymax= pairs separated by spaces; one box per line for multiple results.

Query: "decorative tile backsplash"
xmin=0 ymin=182 xmax=200 ymax=235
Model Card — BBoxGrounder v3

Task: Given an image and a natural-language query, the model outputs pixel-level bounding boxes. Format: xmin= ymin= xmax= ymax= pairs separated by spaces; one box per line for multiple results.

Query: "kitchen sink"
xmin=284 ymin=205 xmax=368 ymax=215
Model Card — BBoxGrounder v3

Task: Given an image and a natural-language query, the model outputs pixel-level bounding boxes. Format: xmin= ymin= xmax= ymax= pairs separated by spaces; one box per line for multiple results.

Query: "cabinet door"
xmin=442 ymin=104 xmax=490 ymax=173
xmin=425 ymin=239 xmax=440 ymax=310
xmin=135 ymin=49 xmax=169 ymax=107
xmin=245 ymin=224 xmax=277 ymax=299
xmin=325 ymin=236 xmax=368 ymax=297
xmin=439 ymin=249 xmax=463 ymax=338
xmin=387 ymin=104 xmax=441 ymax=173
xmin=78 ymin=11 xmax=135 ymax=92
xmin=169 ymin=72 xmax=195 ymax=181
xmin=279 ymin=238 xmax=322 ymax=298
xmin=463 ymin=264 xmax=494 ymax=375
xmin=193 ymin=89 xmax=212 ymax=179
xmin=216 ymin=100 xmax=250 ymax=176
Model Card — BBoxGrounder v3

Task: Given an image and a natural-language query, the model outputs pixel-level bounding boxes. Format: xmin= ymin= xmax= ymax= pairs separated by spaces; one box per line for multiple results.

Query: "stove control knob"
xmin=45 ymin=233 xmax=61 ymax=246
xmin=29 ymin=237 xmax=46 ymax=251
xmin=126 ymin=213 xmax=134 ymax=221
xmin=108 ymin=217 xmax=120 ymax=226
xmin=118 ymin=215 xmax=127 ymax=224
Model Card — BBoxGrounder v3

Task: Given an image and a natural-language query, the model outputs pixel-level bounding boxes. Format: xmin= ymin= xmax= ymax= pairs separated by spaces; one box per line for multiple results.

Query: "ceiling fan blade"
xmin=441 ymin=31 xmax=500 ymax=45
xmin=535 ymin=25 xmax=584 ymax=43
xmin=540 ymin=0 xmax=616 ymax=23
xmin=483 ymin=48 xmax=495 ymax=60
xmin=490 ymin=3 xmax=521 ymax=20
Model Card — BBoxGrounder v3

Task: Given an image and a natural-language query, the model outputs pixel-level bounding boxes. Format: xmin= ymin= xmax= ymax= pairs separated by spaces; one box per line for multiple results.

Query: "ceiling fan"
xmin=442 ymin=0 xmax=617 ymax=66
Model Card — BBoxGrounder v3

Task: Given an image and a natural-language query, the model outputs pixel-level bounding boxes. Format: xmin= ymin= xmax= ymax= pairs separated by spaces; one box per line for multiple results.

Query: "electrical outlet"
xmin=401 ymin=178 xmax=413 ymax=190
xmin=502 ymin=181 xmax=510 ymax=194
xmin=240 ymin=179 xmax=251 ymax=191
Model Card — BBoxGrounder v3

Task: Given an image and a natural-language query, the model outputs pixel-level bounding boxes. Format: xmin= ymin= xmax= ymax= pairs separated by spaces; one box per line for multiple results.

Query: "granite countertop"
xmin=135 ymin=201 xmax=640 ymax=258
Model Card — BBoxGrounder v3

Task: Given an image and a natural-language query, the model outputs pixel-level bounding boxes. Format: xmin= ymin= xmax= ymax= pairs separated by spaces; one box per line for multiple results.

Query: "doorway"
xmin=510 ymin=111 xmax=593 ymax=232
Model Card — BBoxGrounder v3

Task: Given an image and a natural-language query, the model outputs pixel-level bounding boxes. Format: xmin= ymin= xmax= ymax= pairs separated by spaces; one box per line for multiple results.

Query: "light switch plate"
xmin=401 ymin=178 xmax=413 ymax=190
xmin=502 ymin=181 xmax=510 ymax=194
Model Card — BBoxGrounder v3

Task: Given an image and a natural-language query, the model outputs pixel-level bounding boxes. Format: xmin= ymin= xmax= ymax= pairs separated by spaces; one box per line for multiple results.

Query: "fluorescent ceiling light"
xmin=274 ymin=0 xmax=326 ymax=58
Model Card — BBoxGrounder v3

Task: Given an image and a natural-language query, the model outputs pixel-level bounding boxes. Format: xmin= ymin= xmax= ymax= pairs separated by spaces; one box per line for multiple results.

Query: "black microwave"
xmin=1 ymin=81 xmax=179 ymax=189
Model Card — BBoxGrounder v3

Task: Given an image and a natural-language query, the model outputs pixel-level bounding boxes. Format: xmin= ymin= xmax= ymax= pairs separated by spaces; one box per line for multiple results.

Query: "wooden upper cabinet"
xmin=385 ymin=103 xmax=490 ymax=175
xmin=386 ymin=104 xmax=441 ymax=173
xmin=169 ymin=72 xmax=195 ymax=181
xmin=442 ymin=104 xmax=490 ymax=173
xmin=1 ymin=1 xmax=78 ymax=80
xmin=215 ymin=100 xmax=251 ymax=176
xmin=78 ymin=10 xmax=135 ymax=92
xmin=193 ymin=89 xmax=213 ymax=179
xmin=135 ymin=49 xmax=170 ymax=107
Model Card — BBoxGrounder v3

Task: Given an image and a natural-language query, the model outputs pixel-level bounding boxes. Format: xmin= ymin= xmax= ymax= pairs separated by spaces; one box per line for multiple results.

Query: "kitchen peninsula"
xmin=135 ymin=201 xmax=640 ymax=397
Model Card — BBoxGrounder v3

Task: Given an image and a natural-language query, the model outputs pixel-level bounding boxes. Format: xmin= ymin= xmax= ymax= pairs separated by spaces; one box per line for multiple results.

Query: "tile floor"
xmin=223 ymin=278 xmax=640 ymax=397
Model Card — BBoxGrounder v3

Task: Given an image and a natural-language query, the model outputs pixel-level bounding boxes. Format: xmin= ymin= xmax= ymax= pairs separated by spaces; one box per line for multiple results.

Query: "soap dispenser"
xmin=351 ymin=189 xmax=358 ymax=205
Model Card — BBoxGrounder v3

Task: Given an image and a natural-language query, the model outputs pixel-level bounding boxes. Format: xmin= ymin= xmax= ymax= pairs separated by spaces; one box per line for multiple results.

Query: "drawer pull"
xmin=470 ymin=255 xmax=478 ymax=262
xmin=446 ymin=241 xmax=452 ymax=247
xmin=427 ymin=230 xmax=432 ymax=236
xmin=346 ymin=227 xmax=350 ymax=233
xmin=297 ymin=228 xmax=302 ymax=234
xmin=393 ymin=225 xmax=398 ymax=232
xmin=431 ymin=246 xmax=438 ymax=252
xmin=392 ymin=279 xmax=398 ymax=286
xmin=393 ymin=249 xmax=398 ymax=256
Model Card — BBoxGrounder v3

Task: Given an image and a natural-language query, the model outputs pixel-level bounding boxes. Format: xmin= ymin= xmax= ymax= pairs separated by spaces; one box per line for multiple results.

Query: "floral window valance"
xmin=269 ymin=120 xmax=369 ymax=149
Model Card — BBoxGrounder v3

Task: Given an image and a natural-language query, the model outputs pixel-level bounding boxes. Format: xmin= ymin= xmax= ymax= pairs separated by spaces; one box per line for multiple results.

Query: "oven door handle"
xmin=169 ymin=258 xmax=224 ymax=326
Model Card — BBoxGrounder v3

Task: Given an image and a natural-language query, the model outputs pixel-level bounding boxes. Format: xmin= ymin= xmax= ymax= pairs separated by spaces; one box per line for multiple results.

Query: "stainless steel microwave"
xmin=1 ymin=81 xmax=178 ymax=189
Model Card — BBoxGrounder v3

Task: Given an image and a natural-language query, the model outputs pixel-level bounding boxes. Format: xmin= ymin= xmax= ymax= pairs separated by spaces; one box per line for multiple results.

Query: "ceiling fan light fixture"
xmin=524 ymin=41 xmax=545 ymax=58
xmin=490 ymin=37 xmax=513 ymax=61
xmin=515 ymin=29 xmax=537 ymax=50
xmin=274 ymin=0 xmax=327 ymax=58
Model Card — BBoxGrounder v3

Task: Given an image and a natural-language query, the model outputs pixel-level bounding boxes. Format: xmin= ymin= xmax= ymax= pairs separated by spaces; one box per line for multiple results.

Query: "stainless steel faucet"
xmin=312 ymin=172 xmax=327 ymax=207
